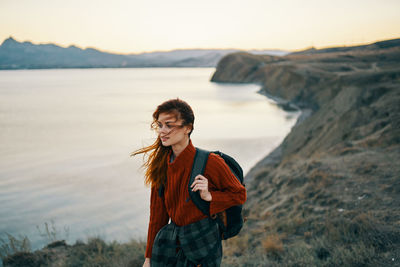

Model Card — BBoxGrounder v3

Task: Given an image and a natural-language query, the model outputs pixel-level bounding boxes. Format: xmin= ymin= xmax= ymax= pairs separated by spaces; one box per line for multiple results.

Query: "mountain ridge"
xmin=0 ymin=37 xmax=288 ymax=69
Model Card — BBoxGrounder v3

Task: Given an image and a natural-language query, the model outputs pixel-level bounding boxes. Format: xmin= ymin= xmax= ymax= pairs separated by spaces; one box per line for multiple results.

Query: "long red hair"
xmin=131 ymin=98 xmax=194 ymax=188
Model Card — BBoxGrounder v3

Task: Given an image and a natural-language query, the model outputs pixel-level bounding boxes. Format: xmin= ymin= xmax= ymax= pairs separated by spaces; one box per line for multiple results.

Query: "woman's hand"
xmin=143 ymin=257 xmax=150 ymax=267
xmin=191 ymin=175 xmax=212 ymax=201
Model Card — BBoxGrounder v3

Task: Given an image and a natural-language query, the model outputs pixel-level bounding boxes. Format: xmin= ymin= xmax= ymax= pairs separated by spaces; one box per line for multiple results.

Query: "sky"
xmin=0 ymin=0 xmax=399 ymax=54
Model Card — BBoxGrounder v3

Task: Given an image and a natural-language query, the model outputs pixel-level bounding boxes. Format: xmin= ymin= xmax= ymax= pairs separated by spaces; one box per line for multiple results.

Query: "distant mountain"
xmin=0 ymin=37 xmax=289 ymax=69
xmin=0 ymin=37 xmax=132 ymax=69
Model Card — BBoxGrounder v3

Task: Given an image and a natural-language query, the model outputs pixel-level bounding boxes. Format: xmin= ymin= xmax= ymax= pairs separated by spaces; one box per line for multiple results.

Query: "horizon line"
xmin=2 ymin=35 xmax=400 ymax=56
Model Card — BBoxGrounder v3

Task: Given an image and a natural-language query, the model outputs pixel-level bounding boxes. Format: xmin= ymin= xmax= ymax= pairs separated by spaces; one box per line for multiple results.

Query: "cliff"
xmin=212 ymin=38 xmax=400 ymax=266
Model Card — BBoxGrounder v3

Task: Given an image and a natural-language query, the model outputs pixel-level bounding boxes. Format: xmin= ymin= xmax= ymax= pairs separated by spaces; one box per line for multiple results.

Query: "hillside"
xmin=212 ymin=38 xmax=400 ymax=266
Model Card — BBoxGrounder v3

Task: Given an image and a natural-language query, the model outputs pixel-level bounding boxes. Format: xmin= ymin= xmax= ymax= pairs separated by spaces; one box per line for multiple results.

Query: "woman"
xmin=133 ymin=98 xmax=246 ymax=267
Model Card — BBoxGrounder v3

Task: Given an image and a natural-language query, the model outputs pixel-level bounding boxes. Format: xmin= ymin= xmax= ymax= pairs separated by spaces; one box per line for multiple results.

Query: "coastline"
xmin=211 ymin=39 xmax=400 ymax=265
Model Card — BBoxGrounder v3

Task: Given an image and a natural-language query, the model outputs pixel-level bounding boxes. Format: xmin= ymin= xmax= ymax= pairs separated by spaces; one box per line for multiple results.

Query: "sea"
xmin=0 ymin=68 xmax=300 ymax=250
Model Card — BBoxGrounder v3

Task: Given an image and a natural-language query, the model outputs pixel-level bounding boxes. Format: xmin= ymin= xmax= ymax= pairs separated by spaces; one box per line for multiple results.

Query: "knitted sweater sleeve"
xmin=205 ymin=153 xmax=247 ymax=215
xmin=145 ymin=186 xmax=169 ymax=258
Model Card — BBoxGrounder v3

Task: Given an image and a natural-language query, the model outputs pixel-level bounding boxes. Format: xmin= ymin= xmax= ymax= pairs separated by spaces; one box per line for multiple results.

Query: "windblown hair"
xmin=131 ymin=98 xmax=194 ymax=188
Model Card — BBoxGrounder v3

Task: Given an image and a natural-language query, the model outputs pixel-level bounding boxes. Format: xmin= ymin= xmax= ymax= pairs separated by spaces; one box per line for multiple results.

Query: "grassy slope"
xmin=212 ymin=40 xmax=400 ymax=266
xmin=1 ymin=238 xmax=146 ymax=267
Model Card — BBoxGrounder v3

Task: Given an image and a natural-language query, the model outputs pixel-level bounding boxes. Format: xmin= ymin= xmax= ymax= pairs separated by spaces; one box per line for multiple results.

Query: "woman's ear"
xmin=185 ymin=124 xmax=193 ymax=135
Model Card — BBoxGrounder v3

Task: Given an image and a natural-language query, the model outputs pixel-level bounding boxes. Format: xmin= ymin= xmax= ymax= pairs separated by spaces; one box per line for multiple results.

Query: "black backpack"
xmin=188 ymin=148 xmax=245 ymax=240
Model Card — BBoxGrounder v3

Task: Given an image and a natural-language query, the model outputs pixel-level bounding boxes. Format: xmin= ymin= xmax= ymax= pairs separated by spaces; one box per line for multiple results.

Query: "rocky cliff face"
xmin=212 ymin=39 xmax=400 ymax=266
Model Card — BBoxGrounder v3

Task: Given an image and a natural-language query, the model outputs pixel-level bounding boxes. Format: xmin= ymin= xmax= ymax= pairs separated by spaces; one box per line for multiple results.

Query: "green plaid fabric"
xmin=151 ymin=217 xmax=222 ymax=267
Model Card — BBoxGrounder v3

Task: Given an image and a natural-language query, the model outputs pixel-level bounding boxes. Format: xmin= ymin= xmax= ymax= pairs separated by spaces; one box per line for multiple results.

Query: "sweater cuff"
xmin=210 ymin=191 xmax=234 ymax=215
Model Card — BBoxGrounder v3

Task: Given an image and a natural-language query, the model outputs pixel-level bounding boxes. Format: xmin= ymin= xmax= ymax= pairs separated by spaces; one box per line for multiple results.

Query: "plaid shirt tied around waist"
xmin=151 ymin=217 xmax=222 ymax=267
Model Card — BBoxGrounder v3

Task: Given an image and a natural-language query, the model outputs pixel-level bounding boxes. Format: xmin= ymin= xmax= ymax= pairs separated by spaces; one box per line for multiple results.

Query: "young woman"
xmin=133 ymin=98 xmax=246 ymax=267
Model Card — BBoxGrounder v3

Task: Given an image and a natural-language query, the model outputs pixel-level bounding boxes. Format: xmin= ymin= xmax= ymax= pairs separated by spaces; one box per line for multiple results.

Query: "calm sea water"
xmin=0 ymin=68 xmax=299 ymax=250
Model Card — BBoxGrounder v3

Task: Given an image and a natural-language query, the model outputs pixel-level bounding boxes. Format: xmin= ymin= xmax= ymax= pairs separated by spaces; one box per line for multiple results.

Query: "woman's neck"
xmin=171 ymin=138 xmax=190 ymax=159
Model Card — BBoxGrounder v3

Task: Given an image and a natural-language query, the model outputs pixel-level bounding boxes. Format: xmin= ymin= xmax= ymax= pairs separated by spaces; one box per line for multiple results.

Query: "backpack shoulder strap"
xmin=188 ymin=148 xmax=211 ymax=216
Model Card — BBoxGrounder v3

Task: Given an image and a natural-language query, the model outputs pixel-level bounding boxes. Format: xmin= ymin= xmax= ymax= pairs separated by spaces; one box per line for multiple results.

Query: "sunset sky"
xmin=1 ymin=0 xmax=399 ymax=54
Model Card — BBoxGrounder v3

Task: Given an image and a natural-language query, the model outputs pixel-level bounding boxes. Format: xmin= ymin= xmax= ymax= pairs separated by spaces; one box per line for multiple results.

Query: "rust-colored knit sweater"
xmin=145 ymin=140 xmax=246 ymax=258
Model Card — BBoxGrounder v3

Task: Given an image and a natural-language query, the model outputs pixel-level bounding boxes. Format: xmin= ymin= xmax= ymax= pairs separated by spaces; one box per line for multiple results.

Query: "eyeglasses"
xmin=154 ymin=122 xmax=184 ymax=133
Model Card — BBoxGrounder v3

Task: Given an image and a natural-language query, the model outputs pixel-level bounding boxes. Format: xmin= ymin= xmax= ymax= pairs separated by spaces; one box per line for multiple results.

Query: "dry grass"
xmin=0 ymin=233 xmax=31 ymax=260
xmin=222 ymin=233 xmax=250 ymax=257
xmin=1 ymin=235 xmax=146 ymax=267
xmin=304 ymin=231 xmax=312 ymax=239
xmin=262 ymin=234 xmax=283 ymax=255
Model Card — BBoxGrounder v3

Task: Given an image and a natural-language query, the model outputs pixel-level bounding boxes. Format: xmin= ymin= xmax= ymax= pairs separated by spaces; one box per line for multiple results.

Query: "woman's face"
xmin=156 ymin=112 xmax=192 ymax=147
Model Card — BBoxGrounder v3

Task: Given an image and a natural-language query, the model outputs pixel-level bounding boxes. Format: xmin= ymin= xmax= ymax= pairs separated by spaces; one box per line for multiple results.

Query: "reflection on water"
xmin=0 ymin=68 xmax=300 ymax=249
